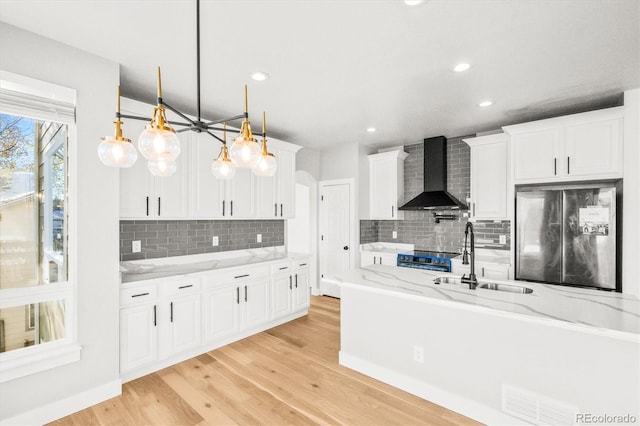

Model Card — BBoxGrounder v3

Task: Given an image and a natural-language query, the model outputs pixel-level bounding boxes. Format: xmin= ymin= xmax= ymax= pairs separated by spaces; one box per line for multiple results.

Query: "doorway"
xmin=319 ymin=179 xmax=354 ymax=297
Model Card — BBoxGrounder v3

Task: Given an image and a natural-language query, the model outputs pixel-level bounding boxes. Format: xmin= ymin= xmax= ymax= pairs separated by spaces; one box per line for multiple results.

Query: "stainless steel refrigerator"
xmin=515 ymin=183 xmax=619 ymax=291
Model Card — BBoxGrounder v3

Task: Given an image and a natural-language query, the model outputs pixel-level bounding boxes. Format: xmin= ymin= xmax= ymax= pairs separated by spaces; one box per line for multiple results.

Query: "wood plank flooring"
xmin=50 ymin=296 xmax=480 ymax=426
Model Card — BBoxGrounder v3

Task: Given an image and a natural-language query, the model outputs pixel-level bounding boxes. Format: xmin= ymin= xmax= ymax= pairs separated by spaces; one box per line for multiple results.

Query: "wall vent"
xmin=502 ymin=384 xmax=579 ymax=425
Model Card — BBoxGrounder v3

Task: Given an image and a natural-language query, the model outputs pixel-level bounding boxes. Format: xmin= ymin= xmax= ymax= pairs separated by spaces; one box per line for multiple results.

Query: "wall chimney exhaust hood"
xmin=399 ymin=136 xmax=467 ymax=210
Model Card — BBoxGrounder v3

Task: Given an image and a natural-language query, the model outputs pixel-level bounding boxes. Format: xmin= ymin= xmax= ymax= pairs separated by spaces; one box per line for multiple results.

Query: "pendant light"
xmin=211 ymin=123 xmax=236 ymax=179
xmin=252 ymin=112 xmax=277 ymax=177
xmin=229 ymin=85 xmax=261 ymax=168
xmin=98 ymin=86 xmax=138 ymax=167
xmin=138 ymin=68 xmax=181 ymax=168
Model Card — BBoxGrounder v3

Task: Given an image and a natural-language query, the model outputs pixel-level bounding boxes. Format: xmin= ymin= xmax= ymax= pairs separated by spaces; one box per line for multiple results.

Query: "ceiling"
xmin=0 ymin=0 xmax=638 ymax=150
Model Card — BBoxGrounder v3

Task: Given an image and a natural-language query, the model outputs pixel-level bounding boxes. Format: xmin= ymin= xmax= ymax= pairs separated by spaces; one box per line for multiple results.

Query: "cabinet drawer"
xmin=165 ymin=278 xmax=201 ymax=297
xmin=121 ymin=284 xmax=158 ymax=307
xmin=271 ymin=261 xmax=293 ymax=274
xmin=294 ymin=260 xmax=310 ymax=270
xmin=204 ymin=265 xmax=270 ymax=289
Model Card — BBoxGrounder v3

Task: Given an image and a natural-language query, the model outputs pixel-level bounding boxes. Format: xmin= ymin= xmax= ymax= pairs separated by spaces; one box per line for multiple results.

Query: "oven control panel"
xmin=397 ymin=253 xmax=452 ymax=272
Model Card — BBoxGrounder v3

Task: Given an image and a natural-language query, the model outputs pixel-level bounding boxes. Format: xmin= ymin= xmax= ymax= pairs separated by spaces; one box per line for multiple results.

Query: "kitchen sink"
xmin=433 ymin=276 xmax=533 ymax=294
xmin=477 ymin=282 xmax=533 ymax=294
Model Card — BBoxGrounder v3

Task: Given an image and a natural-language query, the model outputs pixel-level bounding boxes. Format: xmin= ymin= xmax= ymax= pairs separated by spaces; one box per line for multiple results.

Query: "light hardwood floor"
xmin=50 ymin=296 xmax=480 ymax=425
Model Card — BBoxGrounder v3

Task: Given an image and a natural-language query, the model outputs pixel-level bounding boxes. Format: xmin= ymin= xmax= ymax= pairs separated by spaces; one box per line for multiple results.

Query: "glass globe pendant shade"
xmin=229 ymin=120 xmax=260 ymax=168
xmin=148 ymin=158 xmax=177 ymax=177
xmin=138 ymin=104 xmax=180 ymax=161
xmin=253 ymin=139 xmax=277 ymax=177
xmin=98 ymin=136 xmax=138 ymax=168
xmin=211 ymin=145 xmax=236 ymax=179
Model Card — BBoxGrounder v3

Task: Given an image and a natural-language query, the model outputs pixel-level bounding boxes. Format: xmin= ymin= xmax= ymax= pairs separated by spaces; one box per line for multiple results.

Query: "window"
xmin=0 ymin=71 xmax=78 ymax=382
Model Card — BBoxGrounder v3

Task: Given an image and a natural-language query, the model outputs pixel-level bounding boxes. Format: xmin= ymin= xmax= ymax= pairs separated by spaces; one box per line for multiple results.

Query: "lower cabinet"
xmin=120 ymin=256 xmax=310 ymax=382
xmin=451 ymin=259 xmax=511 ymax=280
xmin=360 ymin=251 xmax=398 ymax=267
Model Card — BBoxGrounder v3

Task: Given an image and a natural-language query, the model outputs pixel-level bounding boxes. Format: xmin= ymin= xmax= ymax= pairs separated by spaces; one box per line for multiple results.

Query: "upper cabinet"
xmin=120 ymin=98 xmax=189 ymax=220
xmin=119 ymin=98 xmax=300 ymax=220
xmin=463 ymin=133 xmax=510 ymax=220
xmin=504 ymin=107 xmax=623 ymax=184
xmin=368 ymin=150 xmax=409 ymax=220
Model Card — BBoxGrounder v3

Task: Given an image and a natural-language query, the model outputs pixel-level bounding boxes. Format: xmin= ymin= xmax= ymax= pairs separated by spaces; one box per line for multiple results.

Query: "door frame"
xmin=318 ymin=179 xmax=356 ymax=280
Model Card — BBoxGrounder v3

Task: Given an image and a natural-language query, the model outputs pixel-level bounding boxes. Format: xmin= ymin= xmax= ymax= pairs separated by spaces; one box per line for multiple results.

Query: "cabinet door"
xmin=203 ymin=285 xmax=239 ymax=342
xmin=470 ymin=139 xmax=508 ymax=219
xmin=120 ymin=304 xmax=158 ymax=372
xmin=190 ymin=132 xmax=225 ymax=218
xmin=513 ymin=129 xmax=562 ymax=181
xmin=360 ymin=252 xmax=376 ymax=267
xmin=272 ymin=273 xmax=293 ymax=319
xmin=564 ymin=118 xmax=622 ymax=178
xmin=369 ymin=159 xmax=397 ymax=219
xmin=379 ymin=253 xmax=398 ymax=266
xmin=166 ymin=293 xmax=201 ymax=356
xmin=293 ymin=269 xmax=310 ymax=310
xmin=256 ymin=173 xmax=277 ymax=219
xmin=224 ymin=167 xmax=256 ymax=218
xmin=277 ymin=149 xmax=297 ymax=218
xmin=154 ymin=139 xmax=189 ymax=219
xmin=478 ymin=263 xmax=510 ymax=280
xmin=243 ymin=278 xmax=270 ymax=328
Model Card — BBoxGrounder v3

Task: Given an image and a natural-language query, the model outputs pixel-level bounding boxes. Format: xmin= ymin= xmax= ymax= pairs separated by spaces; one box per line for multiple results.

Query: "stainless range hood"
xmin=399 ymin=136 xmax=467 ymax=210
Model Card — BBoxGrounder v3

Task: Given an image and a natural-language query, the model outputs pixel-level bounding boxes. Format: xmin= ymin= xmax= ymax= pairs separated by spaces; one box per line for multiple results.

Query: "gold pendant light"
xmin=252 ymin=111 xmax=277 ymax=177
xmin=98 ymin=86 xmax=138 ymax=168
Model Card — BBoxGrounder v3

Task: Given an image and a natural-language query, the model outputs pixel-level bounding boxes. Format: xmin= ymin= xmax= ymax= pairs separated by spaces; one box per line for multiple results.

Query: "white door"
xmin=319 ymin=182 xmax=352 ymax=297
xmin=271 ymin=273 xmax=293 ymax=319
xmin=243 ymin=278 xmax=270 ymax=329
xmin=203 ymin=285 xmax=239 ymax=342
xmin=293 ymin=268 xmax=310 ymax=310
xmin=166 ymin=294 xmax=201 ymax=356
xmin=120 ymin=304 xmax=158 ymax=372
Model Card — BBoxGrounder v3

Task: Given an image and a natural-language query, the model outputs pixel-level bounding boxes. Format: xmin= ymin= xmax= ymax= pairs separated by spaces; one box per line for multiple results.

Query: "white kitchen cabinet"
xmin=292 ymin=260 xmax=310 ymax=311
xmin=256 ymin=144 xmax=299 ymax=219
xmin=451 ymin=258 xmax=511 ymax=280
xmin=202 ymin=284 xmax=239 ymax=341
xmin=463 ymin=133 xmax=510 ymax=220
xmin=119 ymin=98 xmax=189 ymax=219
xmin=360 ymin=251 xmax=398 ymax=267
xmin=120 ymin=303 xmax=158 ymax=373
xmin=242 ymin=277 xmax=270 ymax=329
xmin=271 ymin=258 xmax=310 ymax=320
xmin=368 ymin=150 xmax=409 ymax=220
xmin=504 ymin=107 xmax=623 ymax=184
xmin=162 ymin=280 xmax=201 ymax=357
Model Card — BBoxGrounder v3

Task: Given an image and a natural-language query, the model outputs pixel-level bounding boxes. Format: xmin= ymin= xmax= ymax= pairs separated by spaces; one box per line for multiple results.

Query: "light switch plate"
xmin=212 ymin=236 xmax=219 ymax=246
xmin=257 ymin=234 xmax=262 ymax=243
xmin=499 ymin=235 xmax=507 ymax=245
xmin=132 ymin=240 xmax=141 ymax=253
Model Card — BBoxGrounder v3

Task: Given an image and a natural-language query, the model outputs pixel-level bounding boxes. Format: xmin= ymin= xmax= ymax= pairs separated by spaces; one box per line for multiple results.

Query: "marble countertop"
xmin=324 ymin=265 xmax=640 ymax=337
xmin=120 ymin=247 xmax=308 ymax=284
xmin=360 ymin=242 xmax=414 ymax=254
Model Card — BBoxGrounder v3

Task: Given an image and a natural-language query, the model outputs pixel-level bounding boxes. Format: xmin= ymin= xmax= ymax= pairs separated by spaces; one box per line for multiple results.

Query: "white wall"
xmin=623 ymin=88 xmax=640 ymax=296
xmin=0 ymin=24 xmax=121 ymax=421
xmin=296 ymin=146 xmax=321 ymax=181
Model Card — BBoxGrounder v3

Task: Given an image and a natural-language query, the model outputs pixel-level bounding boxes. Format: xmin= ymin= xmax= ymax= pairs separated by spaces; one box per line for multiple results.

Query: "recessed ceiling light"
xmin=251 ymin=71 xmax=269 ymax=81
xmin=404 ymin=0 xmax=424 ymax=5
xmin=478 ymin=100 xmax=493 ymax=107
xmin=367 ymin=127 xmax=377 ymax=133
xmin=453 ymin=63 xmax=470 ymax=72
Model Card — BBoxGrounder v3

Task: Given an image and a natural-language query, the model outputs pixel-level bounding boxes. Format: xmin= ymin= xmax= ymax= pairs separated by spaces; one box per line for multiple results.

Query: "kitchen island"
xmin=324 ymin=265 xmax=640 ymax=425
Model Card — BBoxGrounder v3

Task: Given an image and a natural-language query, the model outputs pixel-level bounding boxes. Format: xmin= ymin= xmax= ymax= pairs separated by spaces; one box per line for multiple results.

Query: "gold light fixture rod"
xmin=223 ymin=122 xmax=227 ymax=143
xmin=157 ymin=66 xmax=163 ymax=99
xmin=244 ymin=84 xmax=248 ymax=114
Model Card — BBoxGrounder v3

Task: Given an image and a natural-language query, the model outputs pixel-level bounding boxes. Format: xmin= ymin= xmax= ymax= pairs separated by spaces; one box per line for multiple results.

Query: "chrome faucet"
xmin=461 ymin=221 xmax=478 ymax=289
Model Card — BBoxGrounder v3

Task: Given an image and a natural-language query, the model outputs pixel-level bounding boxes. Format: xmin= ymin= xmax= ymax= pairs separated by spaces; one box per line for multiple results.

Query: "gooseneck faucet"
xmin=461 ymin=221 xmax=478 ymax=289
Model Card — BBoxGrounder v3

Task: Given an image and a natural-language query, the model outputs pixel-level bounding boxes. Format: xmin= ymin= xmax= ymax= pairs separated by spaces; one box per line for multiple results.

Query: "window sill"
xmin=0 ymin=341 xmax=81 ymax=383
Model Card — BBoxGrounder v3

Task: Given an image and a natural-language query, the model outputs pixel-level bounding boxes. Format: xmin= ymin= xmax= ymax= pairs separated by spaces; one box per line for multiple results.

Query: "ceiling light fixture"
xmin=453 ymin=63 xmax=470 ymax=72
xmin=251 ymin=72 xmax=269 ymax=82
xmin=98 ymin=0 xmax=273 ymax=178
xmin=478 ymin=100 xmax=493 ymax=107
xmin=404 ymin=0 xmax=424 ymax=5
xmin=366 ymin=127 xmax=377 ymax=133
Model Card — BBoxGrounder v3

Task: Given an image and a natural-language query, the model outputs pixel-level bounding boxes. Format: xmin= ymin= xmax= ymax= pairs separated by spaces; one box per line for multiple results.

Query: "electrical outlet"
xmin=499 ymin=235 xmax=507 ymax=245
xmin=132 ymin=240 xmax=141 ymax=253
xmin=212 ymin=236 xmax=219 ymax=246
xmin=413 ymin=345 xmax=424 ymax=363
xmin=392 ymin=231 xmax=398 ymax=239
xmin=257 ymin=234 xmax=262 ymax=243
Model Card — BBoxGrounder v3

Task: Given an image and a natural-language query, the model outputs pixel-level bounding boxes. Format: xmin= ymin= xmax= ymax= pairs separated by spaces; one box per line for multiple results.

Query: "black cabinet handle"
xmin=234 ymin=274 xmax=250 ymax=279
xmin=230 ymin=200 xmax=234 ymax=216
xmin=244 ymin=285 xmax=248 ymax=302
xmin=280 ymin=203 xmax=283 ymax=217
xmin=554 ymin=158 xmax=557 ymax=175
xmin=158 ymin=197 xmax=161 ymax=216
xmin=289 ymin=275 xmax=292 ymax=290
xmin=222 ymin=200 xmax=225 ymax=216
xmin=374 ymin=256 xmax=377 ymax=265
xmin=567 ymin=156 xmax=570 ymax=174
xmin=146 ymin=196 xmax=149 ymax=216
xmin=275 ymin=203 xmax=278 ymax=217
xmin=279 ymin=266 xmax=289 ymax=270
xmin=295 ymin=274 xmax=298 ymax=288
xmin=153 ymin=305 xmax=157 ymax=326
xmin=178 ymin=284 xmax=193 ymax=290
xmin=236 ymin=287 xmax=240 ymax=304
xmin=170 ymin=301 xmax=173 ymax=322
xmin=391 ymin=205 xmax=394 ymax=218
xmin=380 ymin=257 xmax=383 ymax=265
xmin=299 ymin=263 xmax=307 ymax=266
xmin=132 ymin=292 xmax=149 ymax=298
xmin=482 ymin=267 xmax=485 ymax=277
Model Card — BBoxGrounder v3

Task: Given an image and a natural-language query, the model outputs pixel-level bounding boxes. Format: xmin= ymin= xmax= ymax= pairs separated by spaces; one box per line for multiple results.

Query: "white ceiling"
xmin=1 ymin=0 xmax=638 ymax=150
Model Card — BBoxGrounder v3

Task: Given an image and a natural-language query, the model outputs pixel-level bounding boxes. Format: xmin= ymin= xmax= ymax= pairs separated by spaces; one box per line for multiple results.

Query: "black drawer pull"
xmin=236 ymin=287 xmax=240 ymax=304
xmin=295 ymin=273 xmax=298 ymax=288
xmin=132 ymin=292 xmax=149 ymax=298
xmin=178 ymin=284 xmax=193 ymax=289
xmin=234 ymin=274 xmax=250 ymax=279
xmin=153 ymin=305 xmax=157 ymax=326
xmin=279 ymin=266 xmax=289 ymax=270
xmin=244 ymin=285 xmax=248 ymax=302
xmin=299 ymin=263 xmax=307 ymax=266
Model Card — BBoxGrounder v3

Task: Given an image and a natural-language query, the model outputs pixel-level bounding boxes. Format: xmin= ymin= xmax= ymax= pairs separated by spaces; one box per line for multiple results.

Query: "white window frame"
xmin=0 ymin=71 xmax=80 ymax=383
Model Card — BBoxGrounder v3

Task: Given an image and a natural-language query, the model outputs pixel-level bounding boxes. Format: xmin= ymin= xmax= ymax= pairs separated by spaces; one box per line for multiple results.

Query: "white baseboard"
xmin=338 ymin=351 xmax=521 ymax=426
xmin=1 ymin=378 xmax=121 ymax=426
